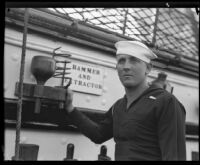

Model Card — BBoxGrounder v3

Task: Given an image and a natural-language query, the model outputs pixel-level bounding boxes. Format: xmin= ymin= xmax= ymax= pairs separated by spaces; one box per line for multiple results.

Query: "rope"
xmin=51 ymin=8 xmax=198 ymax=60
xmin=14 ymin=8 xmax=29 ymax=161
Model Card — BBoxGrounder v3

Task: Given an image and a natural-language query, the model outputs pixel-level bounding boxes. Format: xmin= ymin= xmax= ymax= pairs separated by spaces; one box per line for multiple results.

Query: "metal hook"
xmin=53 ymin=47 xmax=62 ymax=58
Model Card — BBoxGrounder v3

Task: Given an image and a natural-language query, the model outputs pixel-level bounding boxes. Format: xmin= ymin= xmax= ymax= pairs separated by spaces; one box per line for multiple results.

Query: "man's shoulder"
xmin=115 ymin=96 xmax=126 ymax=105
xmin=147 ymin=86 xmax=184 ymax=106
xmin=110 ymin=97 xmax=125 ymax=111
xmin=148 ymin=86 xmax=175 ymax=100
xmin=150 ymin=87 xmax=186 ymax=112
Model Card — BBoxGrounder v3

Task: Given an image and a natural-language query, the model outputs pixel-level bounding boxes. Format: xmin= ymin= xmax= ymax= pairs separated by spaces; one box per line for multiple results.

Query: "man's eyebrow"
xmin=129 ymin=56 xmax=138 ymax=60
xmin=117 ymin=57 xmax=125 ymax=61
xmin=129 ymin=56 xmax=141 ymax=62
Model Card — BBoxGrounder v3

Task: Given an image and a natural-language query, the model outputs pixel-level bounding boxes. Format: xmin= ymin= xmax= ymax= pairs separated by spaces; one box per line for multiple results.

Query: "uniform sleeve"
xmin=156 ymin=95 xmax=186 ymax=160
xmin=67 ymin=107 xmax=113 ymax=144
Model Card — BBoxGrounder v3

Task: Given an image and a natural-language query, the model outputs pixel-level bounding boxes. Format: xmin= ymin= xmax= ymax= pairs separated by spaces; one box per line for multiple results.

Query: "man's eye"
xmin=130 ymin=57 xmax=140 ymax=64
xmin=118 ymin=59 xmax=125 ymax=64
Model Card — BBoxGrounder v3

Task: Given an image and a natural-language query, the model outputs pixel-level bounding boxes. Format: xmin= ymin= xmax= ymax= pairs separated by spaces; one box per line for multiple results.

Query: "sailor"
xmin=64 ymin=40 xmax=186 ymax=160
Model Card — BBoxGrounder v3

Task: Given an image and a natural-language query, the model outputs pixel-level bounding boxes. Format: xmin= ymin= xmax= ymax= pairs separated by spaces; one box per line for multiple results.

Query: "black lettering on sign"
xmin=78 ymin=80 xmax=82 ymax=86
xmin=87 ymin=68 xmax=92 ymax=73
xmin=87 ymin=75 xmax=91 ymax=80
xmin=72 ymin=64 xmax=77 ymax=70
xmin=87 ymin=83 xmax=91 ymax=87
xmin=78 ymin=74 xmax=91 ymax=80
xmin=96 ymin=70 xmax=100 ymax=75
xmin=83 ymin=82 xmax=87 ymax=87
xmin=98 ymin=84 xmax=102 ymax=89
xmin=81 ymin=67 xmax=86 ymax=72
xmin=77 ymin=66 xmax=81 ymax=71
xmin=73 ymin=79 xmax=78 ymax=85
xmin=72 ymin=63 xmax=101 ymax=75
xmin=82 ymin=74 xmax=86 ymax=79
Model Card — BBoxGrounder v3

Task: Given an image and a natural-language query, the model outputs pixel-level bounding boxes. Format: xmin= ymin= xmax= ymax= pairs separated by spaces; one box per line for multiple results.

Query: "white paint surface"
xmin=4 ymin=128 xmax=115 ymax=161
xmin=4 ymin=25 xmax=199 ymax=161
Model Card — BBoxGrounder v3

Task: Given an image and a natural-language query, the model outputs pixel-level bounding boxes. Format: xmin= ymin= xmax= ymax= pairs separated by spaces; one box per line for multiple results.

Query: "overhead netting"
xmin=48 ymin=8 xmax=199 ymax=61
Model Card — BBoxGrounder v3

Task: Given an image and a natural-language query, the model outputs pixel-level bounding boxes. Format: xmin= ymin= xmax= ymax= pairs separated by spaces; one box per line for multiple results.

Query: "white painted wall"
xmin=4 ymin=128 xmax=115 ymax=161
xmin=4 ymin=27 xmax=199 ymax=122
xmin=4 ymin=26 xmax=199 ymax=161
xmin=186 ymin=139 xmax=199 ymax=161
xmin=4 ymin=129 xmax=199 ymax=160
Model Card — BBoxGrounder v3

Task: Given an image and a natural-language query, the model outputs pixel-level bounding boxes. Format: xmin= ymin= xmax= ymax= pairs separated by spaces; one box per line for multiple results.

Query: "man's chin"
xmin=122 ymin=82 xmax=137 ymax=88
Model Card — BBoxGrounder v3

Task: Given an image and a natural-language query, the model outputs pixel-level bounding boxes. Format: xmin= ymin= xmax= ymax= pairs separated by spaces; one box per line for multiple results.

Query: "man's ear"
xmin=145 ymin=63 xmax=152 ymax=75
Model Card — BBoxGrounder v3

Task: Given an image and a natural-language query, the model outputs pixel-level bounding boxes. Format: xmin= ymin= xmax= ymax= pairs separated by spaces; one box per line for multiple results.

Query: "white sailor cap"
xmin=115 ymin=40 xmax=157 ymax=63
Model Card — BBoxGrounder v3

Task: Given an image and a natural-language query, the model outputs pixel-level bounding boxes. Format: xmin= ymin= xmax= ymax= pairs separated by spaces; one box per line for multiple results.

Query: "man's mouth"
xmin=123 ymin=75 xmax=133 ymax=78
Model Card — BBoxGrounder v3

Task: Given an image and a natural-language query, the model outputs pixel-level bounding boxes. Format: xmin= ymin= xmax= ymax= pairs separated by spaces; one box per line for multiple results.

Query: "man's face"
xmin=116 ymin=54 xmax=150 ymax=88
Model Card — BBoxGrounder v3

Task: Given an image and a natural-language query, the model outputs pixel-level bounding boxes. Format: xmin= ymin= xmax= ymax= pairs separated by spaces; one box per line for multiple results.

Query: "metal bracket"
xmin=15 ymin=82 xmax=66 ymax=101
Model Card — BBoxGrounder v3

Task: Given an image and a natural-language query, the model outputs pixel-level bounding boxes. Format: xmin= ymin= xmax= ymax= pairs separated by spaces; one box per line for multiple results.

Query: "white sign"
xmin=64 ymin=62 xmax=104 ymax=95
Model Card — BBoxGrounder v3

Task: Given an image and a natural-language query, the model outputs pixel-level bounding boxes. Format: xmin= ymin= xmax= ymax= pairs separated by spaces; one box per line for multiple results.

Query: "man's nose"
xmin=123 ymin=60 xmax=132 ymax=70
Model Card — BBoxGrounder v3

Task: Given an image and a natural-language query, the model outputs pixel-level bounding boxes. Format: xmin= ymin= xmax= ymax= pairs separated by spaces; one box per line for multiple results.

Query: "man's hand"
xmin=65 ymin=89 xmax=74 ymax=113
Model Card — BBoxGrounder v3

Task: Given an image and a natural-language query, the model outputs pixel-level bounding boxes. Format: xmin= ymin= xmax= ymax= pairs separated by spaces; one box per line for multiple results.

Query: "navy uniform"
xmin=67 ymin=41 xmax=186 ymax=160
xmin=68 ymin=85 xmax=186 ymax=160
